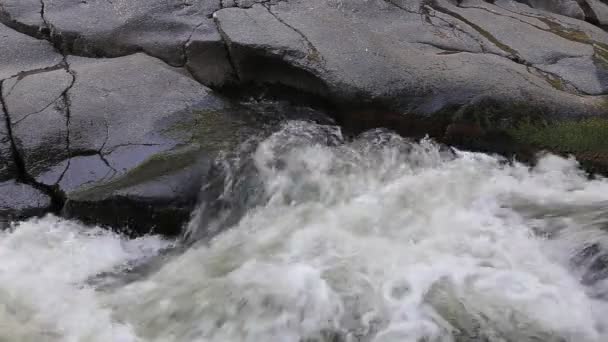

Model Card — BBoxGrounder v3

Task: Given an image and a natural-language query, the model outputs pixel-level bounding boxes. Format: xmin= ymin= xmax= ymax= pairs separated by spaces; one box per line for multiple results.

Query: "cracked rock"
xmin=1 ymin=0 xmax=223 ymax=66
xmin=185 ymin=19 xmax=237 ymax=87
xmin=57 ymin=53 xmax=232 ymax=236
xmin=214 ymin=0 xmax=608 ymax=117
xmin=516 ymin=0 xmax=586 ymax=19
xmin=0 ymin=52 xmax=239 ymax=236
xmin=0 ymin=21 xmax=62 ymax=80
xmin=2 ymin=67 xmax=71 ymax=180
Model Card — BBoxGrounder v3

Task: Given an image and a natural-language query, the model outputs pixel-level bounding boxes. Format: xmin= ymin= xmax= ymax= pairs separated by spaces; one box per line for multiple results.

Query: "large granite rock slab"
xmin=214 ymin=0 xmax=606 ymax=114
xmin=0 ymin=0 xmax=229 ymax=80
xmin=1 ymin=52 xmax=236 ymax=235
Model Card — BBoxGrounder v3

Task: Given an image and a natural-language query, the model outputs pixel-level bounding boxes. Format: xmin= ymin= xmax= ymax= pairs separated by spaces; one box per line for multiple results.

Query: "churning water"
xmin=2 ymin=121 xmax=608 ymax=342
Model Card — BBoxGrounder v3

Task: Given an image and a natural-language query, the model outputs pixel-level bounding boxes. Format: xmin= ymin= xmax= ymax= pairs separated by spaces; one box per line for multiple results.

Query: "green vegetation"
xmin=537 ymin=18 xmax=591 ymax=44
xmin=509 ymin=118 xmax=608 ymax=153
xmin=164 ymin=109 xmax=248 ymax=151
xmin=69 ymin=145 xmax=202 ymax=201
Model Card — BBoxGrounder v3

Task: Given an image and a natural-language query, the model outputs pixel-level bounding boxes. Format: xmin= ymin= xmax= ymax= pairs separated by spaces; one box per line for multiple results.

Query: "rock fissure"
xmin=0 ymin=79 xmax=66 ymax=213
xmin=421 ymin=2 xmax=490 ymax=53
xmin=428 ymin=0 xmax=521 ymax=59
xmin=181 ymin=20 xmax=208 ymax=68
xmin=54 ymin=59 xmax=76 ymax=187
xmin=213 ymin=15 xmax=242 ymax=82
xmin=575 ymin=0 xmax=602 ymax=26
xmin=262 ymin=4 xmax=325 ymax=65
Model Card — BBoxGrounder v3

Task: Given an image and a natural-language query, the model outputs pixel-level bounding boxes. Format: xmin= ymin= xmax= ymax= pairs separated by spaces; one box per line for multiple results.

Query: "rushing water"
xmin=2 ymin=121 xmax=608 ymax=342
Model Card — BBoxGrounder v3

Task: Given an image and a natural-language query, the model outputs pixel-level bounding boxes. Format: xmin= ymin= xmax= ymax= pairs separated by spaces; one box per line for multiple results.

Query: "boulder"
xmin=214 ymin=0 xmax=607 ymax=113
xmin=0 ymin=0 xmax=230 ymax=79
xmin=1 ymin=52 xmax=238 ymax=236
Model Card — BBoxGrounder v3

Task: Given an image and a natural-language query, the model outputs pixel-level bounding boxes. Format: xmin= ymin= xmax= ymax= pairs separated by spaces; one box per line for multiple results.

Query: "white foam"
xmin=0 ymin=216 xmax=171 ymax=342
xmin=4 ymin=121 xmax=608 ymax=341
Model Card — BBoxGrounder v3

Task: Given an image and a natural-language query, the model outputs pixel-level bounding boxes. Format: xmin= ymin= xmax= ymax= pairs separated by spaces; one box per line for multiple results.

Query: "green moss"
xmin=542 ymin=73 xmax=566 ymax=91
xmin=163 ymin=109 xmax=248 ymax=152
xmin=432 ymin=4 xmax=518 ymax=57
xmin=454 ymin=99 xmax=544 ymax=131
xmin=69 ymin=145 xmax=202 ymax=201
xmin=593 ymin=44 xmax=608 ymax=69
xmin=537 ymin=18 xmax=591 ymax=44
xmin=509 ymin=118 xmax=608 ymax=153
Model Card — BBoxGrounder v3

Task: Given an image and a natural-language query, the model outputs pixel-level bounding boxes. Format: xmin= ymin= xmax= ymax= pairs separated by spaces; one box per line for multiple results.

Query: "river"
xmin=2 ymin=120 xmax=608 ymax=341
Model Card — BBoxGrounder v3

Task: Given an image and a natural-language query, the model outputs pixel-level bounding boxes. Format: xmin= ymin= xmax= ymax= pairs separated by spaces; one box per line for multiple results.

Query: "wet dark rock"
xmin=0 ymin=51 xmax=242 ymax=236
xmin=0 ymin=108 xmax=15 ymax=182
xmin=3 ymin=67 xmax=72 ymax=179
xmin=0 ymin=21 xmax=62 ymax=80
xmin=0 ymin=180 xmax=51 ymax=223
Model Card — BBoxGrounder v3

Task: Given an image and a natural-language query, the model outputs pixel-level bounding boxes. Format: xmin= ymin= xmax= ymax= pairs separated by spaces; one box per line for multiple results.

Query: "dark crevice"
xmin=213 ymin=15 xmax=242 ymax=82
xmin=0 ymin=79 xmax=65 ymax=213
xmin=0 ymin=1 xmax=49 ymax=39
xmin=180 ymin=20 xmax=208 ymax=68
xmin=61 ymin=58 xmax=76 ymax=157
xmin=416 ymin=41 xmax=471 ymax=54
xmin=5 ymin=64 xmax=64 ymax=89
xmin=428 ymin=0 xmax=520 ymax=58
xmin=66 ymin=148 xmax=118 ymax=175
xmin=382 ymin=0 xmax=489 ymax=53
xmin=263 ymin=4 xmax=325 ymax=65
xmin=575 ymin=0 xmax=601 ymax=26
xmin=382 ymin=0 xmax=418 ymax=14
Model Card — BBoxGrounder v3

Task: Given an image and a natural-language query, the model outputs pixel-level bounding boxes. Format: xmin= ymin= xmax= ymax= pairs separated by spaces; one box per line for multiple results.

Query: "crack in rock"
xmin=0 ymin=78 xmax=66 ymax=213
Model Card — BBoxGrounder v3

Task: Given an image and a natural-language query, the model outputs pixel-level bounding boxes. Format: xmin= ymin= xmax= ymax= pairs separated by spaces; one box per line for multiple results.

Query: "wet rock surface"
xmin=0 ymin=181 xmax=51 ymax=223
xmin=1 ymin=0 xmax=608 ymax=234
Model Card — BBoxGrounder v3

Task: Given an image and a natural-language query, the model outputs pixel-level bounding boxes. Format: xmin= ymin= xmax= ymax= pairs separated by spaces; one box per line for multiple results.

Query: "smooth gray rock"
xmin=513 ymin=0 xmax=608 ymax=28
xmin=517 ymin=0 xmax=585 ymax=19
xmin=458 ymin=0 xmax=608 ymax=95
xmin=537 ymin=55 xmax=608 ymax=94
xmin=2 ymin=67 xmax=71 ymax=178
xmin=0 ymin=0 xmax=222 ymax=66
xmin=587 ymin=0 xmax=608 ymax=27
xmin=0 ymin=21 xmax=62 ymax=80
xmin=0 ymin=180 xmax=51 ymax=221
xmin=0 ymin=0 xmax=47 ymax=38
xmin=214 ymin=0 xmax=607 ymax=116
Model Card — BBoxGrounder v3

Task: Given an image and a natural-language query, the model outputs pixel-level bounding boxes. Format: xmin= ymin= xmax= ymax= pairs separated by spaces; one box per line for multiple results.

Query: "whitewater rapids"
xmin=2 ymin=121 xmax=608 ymax=342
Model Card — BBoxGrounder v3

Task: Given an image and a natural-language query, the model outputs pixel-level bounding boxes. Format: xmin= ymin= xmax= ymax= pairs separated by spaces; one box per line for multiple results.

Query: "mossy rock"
xmin=509 ymin=117 xmax=608 ymax=153
xmin=442 ymin=98 xmax=608 ymax=174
